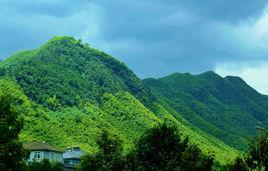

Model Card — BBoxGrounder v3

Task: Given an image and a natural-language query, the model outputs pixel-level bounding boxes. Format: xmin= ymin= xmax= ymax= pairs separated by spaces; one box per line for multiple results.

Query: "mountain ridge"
xmin=0 ymin=36 xmax=256 ymax=164
xmin=143 ymin=71 xmax=268 ymax=150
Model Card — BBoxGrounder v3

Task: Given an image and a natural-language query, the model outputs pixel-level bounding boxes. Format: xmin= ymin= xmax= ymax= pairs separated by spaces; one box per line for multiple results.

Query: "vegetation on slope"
xmin=0 ymin=36 xmax=241 ymax=164
xmin=0 ymin=36 xmax=156 ymax=110
xmin=0 ymin=93 xmax=26 ymax=170
xmin=143 ymin=71 xmax=268 ymax=150
xmin=79 ymin=122 xmax=214 ymax=171
xmin=1 ymin=78 xmax=155 ymax=150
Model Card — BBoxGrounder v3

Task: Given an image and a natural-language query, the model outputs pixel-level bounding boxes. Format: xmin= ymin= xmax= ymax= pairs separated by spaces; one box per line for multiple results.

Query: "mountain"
xmin=0 ymin=37 xmax=156 ymax=110
xmin=143 ymin=71 xmax=268 ymax=150
xmin=0 ymin=36 xmax=239 ymax=164
xmin=0 ymin=36 xmax=159 ymax=151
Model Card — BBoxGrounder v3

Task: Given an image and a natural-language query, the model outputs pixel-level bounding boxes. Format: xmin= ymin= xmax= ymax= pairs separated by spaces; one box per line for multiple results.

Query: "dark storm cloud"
xmin=0 ymin=0 xmax=267 ymax=78
xmin=93 ymin=0 xmax=268 ymax=77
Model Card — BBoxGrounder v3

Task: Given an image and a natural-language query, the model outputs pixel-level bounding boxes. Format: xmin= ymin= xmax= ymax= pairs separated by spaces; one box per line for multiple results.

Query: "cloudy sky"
xmin=1 ymin=0 xmax=268 ymax=94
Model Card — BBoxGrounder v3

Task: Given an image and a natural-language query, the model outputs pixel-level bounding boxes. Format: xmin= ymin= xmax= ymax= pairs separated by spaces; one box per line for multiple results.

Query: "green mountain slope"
xmin=0 ymin=37 xmax=156 ymax=110
xmin=0 ymin=36 xmax=239 ymax=164
xmin=0 ymin=78 xmax=160 ymax=152
xmin=143 ymin=71 xmax=268 ymax=150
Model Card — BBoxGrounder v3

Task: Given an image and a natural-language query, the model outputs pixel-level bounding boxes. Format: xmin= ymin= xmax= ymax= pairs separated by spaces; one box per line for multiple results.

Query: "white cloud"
xmin=213 ymin=7 xmax=268 ymax=96
xmin=213 ymin=7 xmax=268 ymax=58
xmin=215 ymin=62 xmax=268 ymax=95
xmin=232 ymin=9 xmax=268 ymax=50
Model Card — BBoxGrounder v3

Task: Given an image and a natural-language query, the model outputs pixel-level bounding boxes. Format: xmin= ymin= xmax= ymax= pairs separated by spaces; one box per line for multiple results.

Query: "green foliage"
xmin=0 ymin=36 xmax=156 ymax=110
xmin=19 ymin=92 xmax=160 ymax=153
xmin=0 ymin=94 xmax=26 ymax=171
xmin=79 ymin=123 xmax=214 ymax=171
xmin=180 ymin=144 xmax=214 ymax=171
xmin=224 ymin=132 xmax=268 ymax=171
xmin=226 ymin=157 xmax=249 ymax=171
xmin=23 ymin=159 xmax=63 ymax=171
xmin=246 ymin=131 xmax=268 ymax=170
xmin=78 ymin=130 xmax=125 ymax=171
xmin=143 ymin=71 xmax=268 ymax=150
xmin=0 ymin=36 xmax=242 ymax=165
xmin=126 ymin=122 xmax=214 ymax=171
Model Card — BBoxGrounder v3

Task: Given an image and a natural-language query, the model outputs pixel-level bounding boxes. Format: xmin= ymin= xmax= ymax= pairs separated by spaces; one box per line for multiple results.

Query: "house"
xmin=63 ymin=146 xmax=84 ymax=169
xmin=23 ymin=142 xmax=63 ymax=163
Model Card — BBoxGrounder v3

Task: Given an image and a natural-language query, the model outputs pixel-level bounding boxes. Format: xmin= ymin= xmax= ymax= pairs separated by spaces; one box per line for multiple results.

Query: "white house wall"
xmin=44 ymin=151 xmax=63 ymax=163
xmin=28 ymin=151 xmax=63 ymax=163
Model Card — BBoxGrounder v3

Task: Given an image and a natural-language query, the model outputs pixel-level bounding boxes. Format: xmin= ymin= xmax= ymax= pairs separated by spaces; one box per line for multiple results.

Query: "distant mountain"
xmin=0 ymin=36 xmax=241 ymax=164
xmin=143 ymin=71 xmax=268 ymax=150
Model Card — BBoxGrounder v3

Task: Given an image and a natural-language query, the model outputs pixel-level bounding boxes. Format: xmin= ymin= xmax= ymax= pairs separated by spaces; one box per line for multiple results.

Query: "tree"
xmin=78 ymin=129 xmax=124 ymax=171
xmin=226 ymin=157 xmax=249 ymax=171
xmin=246 ymin=131 xmax=268 ymax=170
xmin=223 ymin=131 xmax=268 ymax=171
xmin=0 ymin=95 xmax=26 ymax=171
xmin=180 ymin=144 xmax=214 ymax=171
xmin=127 ymin=122 xmax=214 ymax=170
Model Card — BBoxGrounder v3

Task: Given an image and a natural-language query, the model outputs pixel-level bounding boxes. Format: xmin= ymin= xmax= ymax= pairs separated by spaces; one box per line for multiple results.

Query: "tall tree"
xmin=127 ymin=122 xmax=214 ymax=170
xmin=0 ymin=95 xmax=26 ymax=171
xmin=246 ymin=131 xmax=268 ymax=170
xmin=78 ymin=129 xmax=124 ymax=171
xmin=226 ymin=157 xmax=249 ymax=171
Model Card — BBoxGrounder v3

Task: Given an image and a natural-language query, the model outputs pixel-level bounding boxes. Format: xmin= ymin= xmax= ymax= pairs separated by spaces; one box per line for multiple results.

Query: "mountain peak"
xmin=167 ymin=72 xmax=192 ymax=78
xmin=0 ymin=36 xmax=156 ymax=109
xmin=42 ymin=36 xmax=85 ymax=50
xmin=144 ymin=70 xmax=268 ymax=151
xmin=198 ymin=70 xmax=220 ymax=77
xmin=47 ymin=36 xmax=76 ymax=43
xmin=224 ymin=75 xmax=245 ymax=83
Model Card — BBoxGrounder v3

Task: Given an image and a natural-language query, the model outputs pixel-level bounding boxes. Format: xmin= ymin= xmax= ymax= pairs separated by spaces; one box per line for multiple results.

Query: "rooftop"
xmin=23 ymin=142 xmax=63 ymax=153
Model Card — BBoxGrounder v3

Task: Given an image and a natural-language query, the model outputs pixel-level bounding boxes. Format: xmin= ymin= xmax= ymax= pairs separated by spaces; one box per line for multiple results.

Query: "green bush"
xmin=23 ymin=159 xmax=63 ymax=171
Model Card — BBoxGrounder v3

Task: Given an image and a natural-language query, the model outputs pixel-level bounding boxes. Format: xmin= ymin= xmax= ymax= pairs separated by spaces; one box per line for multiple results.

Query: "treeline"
xmin=78 ymin=123 xmax=214 ymax=171
xmin=0 ymin=94 xmax=267 ymax=171
xmin=0 ymin=94 xmax=213 ymax=171
xmin=77 ymin=126 xmax=268 ymax=171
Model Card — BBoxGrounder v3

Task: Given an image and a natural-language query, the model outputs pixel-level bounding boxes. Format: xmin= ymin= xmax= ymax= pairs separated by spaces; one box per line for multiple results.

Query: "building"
xmin=63 ymin=146 xmax=84 ymax=170
xmin=23 ymin=142 xmax=63 ymax=163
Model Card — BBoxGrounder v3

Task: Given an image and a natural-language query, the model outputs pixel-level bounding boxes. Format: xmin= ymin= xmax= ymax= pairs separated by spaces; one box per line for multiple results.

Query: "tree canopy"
xmin=79 ymin=122 xmax=214 ymax=171
xmin=0 ymin=95 xmax=26 ymax=171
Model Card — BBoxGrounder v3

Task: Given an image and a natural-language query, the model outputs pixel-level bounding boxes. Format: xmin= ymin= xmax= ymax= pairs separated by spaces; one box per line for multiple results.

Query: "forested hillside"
xmin=143 ymin=71 xmax=268 ymax=150
xmin=0 ymin=36 xmax=244 ymax=164
xmin=0 ymin=37 xmax=156 ymax=110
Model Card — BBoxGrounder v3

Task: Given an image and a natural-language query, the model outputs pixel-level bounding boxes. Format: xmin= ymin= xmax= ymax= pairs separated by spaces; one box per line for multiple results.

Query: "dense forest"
xmin=143 ymin=72 xmax=268 ymax=150
xmin=1 ymin=93 xmax=267 ymax=170
xmin=0 ymin=36 xmax=268 ymax=170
